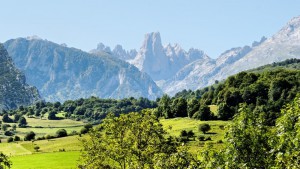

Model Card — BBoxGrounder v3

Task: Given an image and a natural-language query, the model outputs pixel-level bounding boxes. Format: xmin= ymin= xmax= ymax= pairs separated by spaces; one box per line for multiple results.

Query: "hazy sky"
xmin=1 ymin=0 xmax=299 ymax=58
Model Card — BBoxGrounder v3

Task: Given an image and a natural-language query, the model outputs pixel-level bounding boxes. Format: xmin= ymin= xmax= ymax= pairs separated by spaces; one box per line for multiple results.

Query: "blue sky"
xmin=1 ymin=0 xmax=299 ymax=58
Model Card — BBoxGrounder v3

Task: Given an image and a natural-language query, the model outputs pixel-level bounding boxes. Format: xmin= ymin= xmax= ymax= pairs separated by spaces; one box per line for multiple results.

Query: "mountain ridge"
xmin=0 ymin=43 xmax=41 ymax=110
xmin=4 ymin=38 xmax=163 ymax=102
xmin=91 ymin=16 xmax=300 ymax=95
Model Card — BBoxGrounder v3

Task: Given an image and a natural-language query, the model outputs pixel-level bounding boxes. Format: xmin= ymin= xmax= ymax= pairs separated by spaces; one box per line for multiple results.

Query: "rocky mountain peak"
xmin=287 ymin=16 xmax=300 ymax=28
xmin=273 ymin=16 xmax=300 ymax=40
xmin=142 ymin=32 xmax=164 ymax=54
xmin=96 ymin=43 xmax=111 ymax=53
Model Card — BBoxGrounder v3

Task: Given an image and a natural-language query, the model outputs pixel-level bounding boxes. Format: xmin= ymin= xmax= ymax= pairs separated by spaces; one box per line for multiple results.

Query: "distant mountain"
xmin=0 ymin=44 xmax=40 ymax=110
xmin=4 ymin=38 xmax=163 ymax=102
xmin=91 ymin=16 xmax=300 ymax=96
xmin=90 ymin=43 xmax=137 ymax=61
xmin=163 ymin=16 xmax=300 ymax=95
xmin=91 ymin=32 xmax=209 ymax=81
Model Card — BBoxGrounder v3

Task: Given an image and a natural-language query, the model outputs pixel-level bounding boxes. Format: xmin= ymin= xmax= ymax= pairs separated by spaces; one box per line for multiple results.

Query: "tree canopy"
xmin=79 ymin=110 xmax=198 ymax=169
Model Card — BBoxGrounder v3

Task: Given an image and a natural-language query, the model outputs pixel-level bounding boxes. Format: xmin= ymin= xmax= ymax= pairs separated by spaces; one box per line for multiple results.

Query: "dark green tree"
xmin=79 ymin=110 xmax=197 ymax=169
xmin=187 ymin=98 xmax=200 ymax=118
xmin=158 ymin=94 xmax=172 ymax=118
xmin=56 ymin=129 xmax=67 ymax=138
xmin=198 ymin=123 xmax=211 ymax=134
xmin=171 ymin=97 xmax=187 ymax=117
xmin=2 ymin=114 xmax=13 ymax=123
xmin=18 ymin=117 xmax=27 ymax=128
xmin=24 ymin=131 xmax=35 ymax=141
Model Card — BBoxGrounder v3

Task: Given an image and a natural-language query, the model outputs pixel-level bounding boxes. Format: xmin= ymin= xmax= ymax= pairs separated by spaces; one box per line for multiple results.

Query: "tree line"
xmin=79 ymin=95 xmax=300 ymax=168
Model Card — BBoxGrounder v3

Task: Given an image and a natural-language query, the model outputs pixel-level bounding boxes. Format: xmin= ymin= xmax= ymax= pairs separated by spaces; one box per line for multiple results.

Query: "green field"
xmin=10 ymin=151 xmax=81 ymax=169
xmin=160 ymin=117 xmax=229 ymax=153
xmin=1 ymin=117 xmax=229 ymax=168
xmin=0 ymin=116 xmax=85 ymax=139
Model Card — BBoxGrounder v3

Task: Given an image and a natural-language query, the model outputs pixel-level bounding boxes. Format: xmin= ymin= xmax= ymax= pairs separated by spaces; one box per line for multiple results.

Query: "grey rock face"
xmin=4 ymin=38 xmax=163 ymax=102
xmin=0 ymin=43 xmax=41 ymax=110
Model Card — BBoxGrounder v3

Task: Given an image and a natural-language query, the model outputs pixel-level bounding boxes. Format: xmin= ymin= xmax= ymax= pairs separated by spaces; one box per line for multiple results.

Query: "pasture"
xmin=0 ymin=116 xmax=229 ymax=168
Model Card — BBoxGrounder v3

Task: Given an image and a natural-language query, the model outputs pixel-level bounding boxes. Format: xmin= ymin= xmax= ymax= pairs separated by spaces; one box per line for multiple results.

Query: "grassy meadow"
xmin=0 ymin=108 xmax=230 ymax=169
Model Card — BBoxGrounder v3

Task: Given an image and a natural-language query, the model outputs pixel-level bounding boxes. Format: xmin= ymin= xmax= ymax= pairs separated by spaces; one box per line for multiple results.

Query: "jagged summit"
xmin=128 ymin=32 xmax=209 ymax=81
xmin=141 ymin=32 xmax=163 ymax=53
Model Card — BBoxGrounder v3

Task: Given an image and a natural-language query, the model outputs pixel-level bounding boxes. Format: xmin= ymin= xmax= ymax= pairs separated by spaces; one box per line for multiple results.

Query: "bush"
xmin=206 ymin=137 xmax=212 ymax=141
xmin=7 ymin=137 xmax=13 ymax=143
xmin=34 ymin=145 xmax=40 ymax=152
xmin=14 ymin=135 xmax=21 ymax=141
xmin=198 ymin=123 xmax=211 ymax=134
xmin=69 ymin=130 xmax=78 ymax=136
xmin=36 ymin=136 xmax=45 ymax=140
xmin=24 ymin=131 xmax=35 ymax=141
xmin=80 ymin=127 xmax=88 ymax=134
xmin=198 ymin=135 xmax=205 ymax=141
xmin=45 ymin=134 xmax=54 ymax=140
xmin=180 ymin=130 xmax=188 ymax=137
xmin=4 ymin=131 xmax=14 ymax=136
xmin=217 ymin=139 xmax=223 ymax=143
xmin=56 ymin=129 xmax=67 ymax=138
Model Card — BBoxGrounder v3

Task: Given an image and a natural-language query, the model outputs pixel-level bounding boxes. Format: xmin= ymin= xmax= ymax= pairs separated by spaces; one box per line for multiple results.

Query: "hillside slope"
xmin=0 ymin=44 xmax=41 ymax=110
xmin=4 ymin=38 xmax=163 ymax=102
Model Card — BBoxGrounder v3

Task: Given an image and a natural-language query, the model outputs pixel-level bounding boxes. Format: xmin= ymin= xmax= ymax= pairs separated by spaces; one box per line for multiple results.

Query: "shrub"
xmin=34 ymin=146 xmax=40 ymax=152
xmin=69 ymin=130 xmax=78 ymax=136
xmin=80 ymin=127 xmax=88 ymax=134
xmin=24 ymin=131 xmax=35 ymax=141
xmin=219 ymin=125 xmax=225 ymax=130
xmin=45 ymin=134 xmax=53 ymax=140
xmin=14 ymin=135 xmax=21 ymax=141
xmin=198 ymin=135 xmax=205 ymax=141
xmin=36 ymin=136 xmax=45 ymax=140
xmin=4 ymin=131 xmax=14 ymax=136
xmin=180 ymin=130 xmax=188 ymax=137
xmin=7 ymin=137 xmax=13 ymax=143
xmin=56 ymin=129 xmax=67 ymax=138
xmin=198 ymin=123 xmax=211 ymax=134
xmin=206 ymin=137 xmax=212 ymax=141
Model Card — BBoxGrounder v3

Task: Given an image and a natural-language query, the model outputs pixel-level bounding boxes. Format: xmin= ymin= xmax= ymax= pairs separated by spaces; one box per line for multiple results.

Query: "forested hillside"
xmin=5 ymin=97 xmax=157 ymax=122
xmin=158 ymin=59 xmax=300 ymax=125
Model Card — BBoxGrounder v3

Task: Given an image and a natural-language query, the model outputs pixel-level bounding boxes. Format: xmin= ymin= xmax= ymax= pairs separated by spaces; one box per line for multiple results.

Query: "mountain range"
xmin=0 ymin=44 xmax=40 ymax=110
xmin=2 ymin=16 xmax=300 ymax=104
xmin=3 ymin=38 xmax=162 ymax=102
xmin=92 ymin=16 xmax=300 ymax=96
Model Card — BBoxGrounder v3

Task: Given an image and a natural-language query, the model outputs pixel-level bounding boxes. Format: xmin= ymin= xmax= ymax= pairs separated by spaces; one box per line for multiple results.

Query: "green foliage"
xmin=55 ymin=129 xmax=67 ymax=138
xmin=157 ymin=94 xmax=172 ymax=118
xmin=199 ymin=96 xmax=300 ymax=168
xmin=14 ymin=135 xmax=21 ymax=141
xmin=172 ymin=59 xmax=300 ymax=122
xmin=79 ymin=110 xmax=198 ymax=168
xmin=198 ymin=123 xmax=211 ymax=134
xmin=48 ymin=111 xmax=57 ymax=120
xmin=2 ymin=114 xmax=13 ymax=123
xmin=0 ymin=152 xmax=11 ymax=169
xmin=18 ymin=116 xmax=27 ymax=127
xmin=171 ymin=97 xmax=187 ymax=117
xmin=34 ymin=145 xmax=40 ymax=152
xmin=273 ymin=95 xmax=300 ymax=168
xmin=7 ymin=137 xmax=13 ymax=143
xmin=24 ymin=131 xmax=36 ymax=141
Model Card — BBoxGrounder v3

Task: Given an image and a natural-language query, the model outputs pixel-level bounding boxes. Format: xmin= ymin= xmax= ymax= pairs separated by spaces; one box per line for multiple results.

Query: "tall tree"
xmin=79 ymin=110 xmax=197 ymax=169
